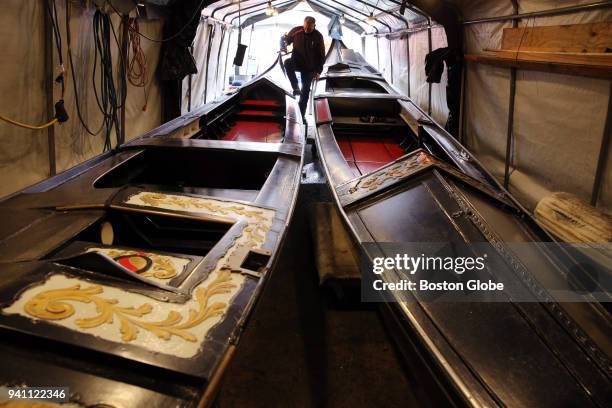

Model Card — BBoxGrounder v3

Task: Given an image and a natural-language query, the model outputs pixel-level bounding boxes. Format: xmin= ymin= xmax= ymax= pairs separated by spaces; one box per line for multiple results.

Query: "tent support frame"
xmin=591 ymin=81 xmax=612 ymax=206
xmin=503 ymin=0 xmax=519 ymax=189
xmin=463 ymin=1 xmax=612 ymax=25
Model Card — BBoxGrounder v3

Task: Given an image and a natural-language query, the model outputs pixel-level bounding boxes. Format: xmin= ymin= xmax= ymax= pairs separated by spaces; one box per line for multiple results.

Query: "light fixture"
xmin=367 ymin=12 xmax=375 ymax=22
xmin=265 ymin=1 xmax=274 ymax=16
xmin=339 ymin=14 xmax=345 ymax=24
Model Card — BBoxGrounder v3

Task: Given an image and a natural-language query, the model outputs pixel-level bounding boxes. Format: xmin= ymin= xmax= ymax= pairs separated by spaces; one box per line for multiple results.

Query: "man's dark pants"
xmin=284 ymin=58 xmax=315 ymax=119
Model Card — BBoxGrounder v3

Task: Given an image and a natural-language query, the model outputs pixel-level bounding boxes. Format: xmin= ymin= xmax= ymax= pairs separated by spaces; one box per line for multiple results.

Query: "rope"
xmin=128 ymin=18 xmax=149 ymax=111
xmin=0 ymin=116 xmax=58 ymax=130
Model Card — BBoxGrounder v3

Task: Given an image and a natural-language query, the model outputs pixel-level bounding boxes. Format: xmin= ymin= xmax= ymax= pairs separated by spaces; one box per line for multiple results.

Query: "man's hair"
xmin=304 ymin=16 xmax=316 ymax=24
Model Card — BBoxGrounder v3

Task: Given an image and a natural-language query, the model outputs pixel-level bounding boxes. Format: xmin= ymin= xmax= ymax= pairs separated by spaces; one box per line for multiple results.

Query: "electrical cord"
xmin=128 ymin=18 xmax=149 ymax=111
xmin=106 ymin=0 xmax=207 ymax=43
xmin=46 ymin=0 xmax=65 ymax=98
xmin=65 ymin=0 xmax=105 ymax=137
xmin=92 ymin=9 xmax=123 ymax=151
xmin=0 ymin=116 xmax=58 ymax=130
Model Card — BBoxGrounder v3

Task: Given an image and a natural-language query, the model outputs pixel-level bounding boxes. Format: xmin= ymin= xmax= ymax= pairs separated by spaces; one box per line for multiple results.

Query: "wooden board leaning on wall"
xmin=465 ymin=22 xmax=612 ymax=78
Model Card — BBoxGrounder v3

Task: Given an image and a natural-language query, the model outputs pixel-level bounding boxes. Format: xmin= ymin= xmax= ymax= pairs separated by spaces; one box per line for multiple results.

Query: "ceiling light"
xmin=339 ymin=14 xmax=345 ymax=24
xmin=265 ymin=1 xmax=274 ymax=16
xmin=367 ymin=12 xmax=375 ymax=22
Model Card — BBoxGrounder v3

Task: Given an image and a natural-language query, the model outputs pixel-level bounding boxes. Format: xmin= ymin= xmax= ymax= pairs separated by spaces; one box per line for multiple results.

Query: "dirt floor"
xmin=216 ymin=127 xmax=422 ymax=407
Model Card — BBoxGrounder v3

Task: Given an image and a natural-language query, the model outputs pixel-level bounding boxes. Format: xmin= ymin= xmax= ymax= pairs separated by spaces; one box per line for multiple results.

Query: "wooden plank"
xmin=465 ymin=53 xmax=612 ymax=79
xmin=484 ymin=49 xmax=612 ymax=67
xmin=501 ymin=22 xmax=612 ymax=53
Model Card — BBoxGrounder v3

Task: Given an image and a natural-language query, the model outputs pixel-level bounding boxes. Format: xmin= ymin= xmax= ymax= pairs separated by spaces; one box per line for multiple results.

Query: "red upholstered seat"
xmin=351 ymin=137 xmax=395 ymax=163
xmin=241 ymin=99 xmax=280 ymax=108
xmin=221 ymin=120 xmax=282 ymax=143
xmin=237 ymin=109 xmax=277 ymax=117
xmin=338 ymin=135 xmax=405 ymax=177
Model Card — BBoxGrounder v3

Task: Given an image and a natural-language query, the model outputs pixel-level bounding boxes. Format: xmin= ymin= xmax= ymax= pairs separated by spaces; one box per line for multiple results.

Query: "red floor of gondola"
xmin=221 ymin=120 xmax=282 ymax=143
xmin=337 ymin=136 xmax=405 ymax=176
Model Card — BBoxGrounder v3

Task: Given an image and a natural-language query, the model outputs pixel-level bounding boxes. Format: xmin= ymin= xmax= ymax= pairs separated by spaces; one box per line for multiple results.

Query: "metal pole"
xmin=427 ymin=17 xmax=432 ymax=115
xmin=215 ymin=26 xmax=227 ymax=96
xmin=223 ymin=28 xmax=232 ymax=91
xmin=376 ymin=36 xmax=380 ymax=69
xmin=44 ymin=0 xmax=56 ymax=176
xmin=591 ymin=81 xmax=612 ymax=206
xmin=503 ymin=0 xmax=519 ymax=189
xmin=463 ymin=1 xmax=611 ymax=25
xmin=188 ymin=46 xmax=193 ymax=112
xmin=203 ymin=23 xmax=214 ymax=105
xmin=406 ymin=33 xmax=411 ymax=97
xmin=389 ymin=38 xmax=394 ymax=84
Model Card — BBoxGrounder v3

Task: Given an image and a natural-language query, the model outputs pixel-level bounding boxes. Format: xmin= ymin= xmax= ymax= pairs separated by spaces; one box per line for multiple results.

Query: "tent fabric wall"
xmin=0 ymin=1 xmax=163 ymax=198
xmin=0 ymin=0 xmax=50 ymax=198
xmin=458 ymin=0 xmax=612 ymax=214
xmin=408 ymin=30 xmax=430 ymax=114
xmin=183 ymin=19 xmax=212 ymax=112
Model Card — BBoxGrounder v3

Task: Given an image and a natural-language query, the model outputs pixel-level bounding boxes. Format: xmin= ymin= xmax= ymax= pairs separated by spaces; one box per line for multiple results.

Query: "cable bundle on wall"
xmin=92 ymin=9 xmax=125 ymax=151
xmin=128 ymin=18 xmax=149 ymax=111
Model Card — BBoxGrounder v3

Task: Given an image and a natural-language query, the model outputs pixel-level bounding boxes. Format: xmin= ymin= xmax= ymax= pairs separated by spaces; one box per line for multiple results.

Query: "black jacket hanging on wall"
xmin=425 ymin=47 xmax=463 ymax=138
xmin=158 ymin=0 xmax=206 ymax=122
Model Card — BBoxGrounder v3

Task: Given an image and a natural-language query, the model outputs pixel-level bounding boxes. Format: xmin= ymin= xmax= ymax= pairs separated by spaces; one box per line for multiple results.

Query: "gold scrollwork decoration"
xmin=138 ymin=192 xmax=268 ymax=223
xmin=348 ymin=152 xmax=433 ymax=193
xmin=23 ymin=270 xmax=236 ymax=343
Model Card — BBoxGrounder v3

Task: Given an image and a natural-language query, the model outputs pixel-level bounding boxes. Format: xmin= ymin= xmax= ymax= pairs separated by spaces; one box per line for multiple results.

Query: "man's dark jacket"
xmin=284 ymin=27 xmax=325 ymax=74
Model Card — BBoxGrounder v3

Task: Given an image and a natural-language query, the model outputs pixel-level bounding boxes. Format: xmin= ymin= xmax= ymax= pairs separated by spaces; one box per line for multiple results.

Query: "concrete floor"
xmin=216 ymin=127 xmax=422 ymax=407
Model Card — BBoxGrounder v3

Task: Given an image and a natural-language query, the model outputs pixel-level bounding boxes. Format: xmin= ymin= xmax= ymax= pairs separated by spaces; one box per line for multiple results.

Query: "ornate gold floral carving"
xmin=348 ymin=151 xmax=433 ymax=193
xmin=23 ymin=269 xmax=235 ymax=343
xmin=135 ymin=192 xmax=269 ymax=223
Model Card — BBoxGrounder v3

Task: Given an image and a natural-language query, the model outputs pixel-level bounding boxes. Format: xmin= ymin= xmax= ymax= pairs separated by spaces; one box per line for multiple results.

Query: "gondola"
xmin=0 ymin=55 xmax=304 ymax=406
xmin=313 ymin=40 xmax=611 ymax=407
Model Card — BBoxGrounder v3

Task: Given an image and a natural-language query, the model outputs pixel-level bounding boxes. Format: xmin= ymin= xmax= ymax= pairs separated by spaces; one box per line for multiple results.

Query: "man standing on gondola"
xmin=281 ymin=16 xmax=325 ymax=123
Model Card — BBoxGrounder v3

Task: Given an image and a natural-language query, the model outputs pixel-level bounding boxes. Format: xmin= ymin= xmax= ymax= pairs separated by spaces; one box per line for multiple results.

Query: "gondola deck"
xmin=0 ymin=60 xmax=305 ymax=406
xmin=313 ymin=40 xmax=611 ymax=407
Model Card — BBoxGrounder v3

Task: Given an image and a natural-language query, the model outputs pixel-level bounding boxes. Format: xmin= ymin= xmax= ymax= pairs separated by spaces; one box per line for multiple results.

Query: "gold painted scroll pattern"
xmin=23 ymin=269 xmax=234 ymax=343
xmin=14 ymin=194 xmax=274 ymax=346
xmin=348 ymin=152 xmax=434 ymax=193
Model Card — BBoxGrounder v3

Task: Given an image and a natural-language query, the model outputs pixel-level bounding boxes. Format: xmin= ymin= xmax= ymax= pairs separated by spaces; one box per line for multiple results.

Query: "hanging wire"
xmin=106 ymin=0 xmax=207 ymax=43
xmin=92 ymin=9 xmax=123 ymax=151
xmin=128 ymin=17 xmax=149 ymax=111
xmin=65 ymin=0 xmax=105 ymax=136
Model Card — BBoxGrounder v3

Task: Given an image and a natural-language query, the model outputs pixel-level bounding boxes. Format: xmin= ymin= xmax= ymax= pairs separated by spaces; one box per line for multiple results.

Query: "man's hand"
xmin=315 ymin=73 xmax=320 ymax=80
